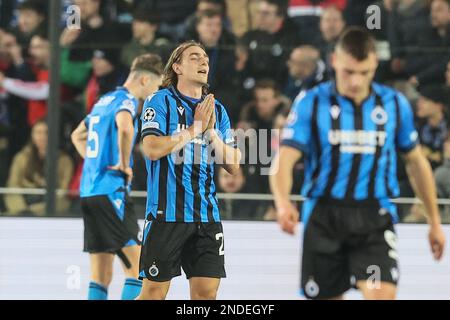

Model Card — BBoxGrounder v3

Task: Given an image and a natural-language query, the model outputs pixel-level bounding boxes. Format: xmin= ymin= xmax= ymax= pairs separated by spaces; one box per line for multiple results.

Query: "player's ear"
xmin=172 ymin=62 xmax=182 ymax=75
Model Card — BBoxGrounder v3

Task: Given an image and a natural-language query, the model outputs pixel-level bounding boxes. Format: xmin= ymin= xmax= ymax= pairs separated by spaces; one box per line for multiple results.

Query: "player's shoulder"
xmin=144 ymin=88 xmax=173 ymax=105
xmin=372 ymin=82 xmax=407 ymax=103
xmin=291 ymin=82 xmax=325 ymax=110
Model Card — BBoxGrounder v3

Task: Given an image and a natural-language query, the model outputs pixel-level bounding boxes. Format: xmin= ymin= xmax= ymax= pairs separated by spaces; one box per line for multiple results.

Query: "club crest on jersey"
xmin=143 ymin=108 xmax=156 ymax=122
xmin=371 ymin=106 xmax=388 ymax=125
xmin=330 ymin=104 xmax=340 ymax=120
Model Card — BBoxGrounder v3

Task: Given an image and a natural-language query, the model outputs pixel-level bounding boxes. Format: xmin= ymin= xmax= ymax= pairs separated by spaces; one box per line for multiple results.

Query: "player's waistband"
xmin=314 ymin=197 xmax=388 ymax=208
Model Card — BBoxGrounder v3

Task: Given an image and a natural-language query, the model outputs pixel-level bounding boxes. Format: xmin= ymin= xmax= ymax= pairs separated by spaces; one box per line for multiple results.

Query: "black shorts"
xmin=301 ymin=200 xmax=399 ymax=299
xmin=81 ymin=192 xmax=142 ymax=253
xmin=139 ymin=219 xmax=226 ymax=282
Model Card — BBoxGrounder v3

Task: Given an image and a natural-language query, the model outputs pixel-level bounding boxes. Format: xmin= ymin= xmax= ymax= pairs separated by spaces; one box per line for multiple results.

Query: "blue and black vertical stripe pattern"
xmin=140 ymin=86 xmax=235 ymax=223
xmin=281 ymin=81 xmax=419 ymax=203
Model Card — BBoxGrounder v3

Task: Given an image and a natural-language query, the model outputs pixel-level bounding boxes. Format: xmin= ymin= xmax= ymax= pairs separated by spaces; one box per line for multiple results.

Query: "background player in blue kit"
xmin=136 ymin=41 xmax=241 ymax=300
xmin=270 ymin=28 xmax=446 ymax=300
xmin=71 ymin=54 xmax=163 ymax=300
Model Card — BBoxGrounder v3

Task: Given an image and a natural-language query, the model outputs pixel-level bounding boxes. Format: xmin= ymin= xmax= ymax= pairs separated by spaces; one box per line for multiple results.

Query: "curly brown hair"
xmin=162 ymin=41 xmax=209 ymax=95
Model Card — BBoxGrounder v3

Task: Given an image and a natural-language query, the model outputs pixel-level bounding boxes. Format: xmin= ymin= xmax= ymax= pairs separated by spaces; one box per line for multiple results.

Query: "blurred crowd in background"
xmin=0 ymin=0 xmax=449 ymax=221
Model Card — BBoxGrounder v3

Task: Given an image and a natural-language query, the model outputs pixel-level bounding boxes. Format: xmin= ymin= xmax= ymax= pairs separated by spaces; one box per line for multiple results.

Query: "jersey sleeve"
xmin=115 ymin=95 xmax=138 ymax=119
xmin=395 ymin=93 xmax=418 ymax=153
xmin=280 ymin=91 xmax=315 ymax=153
xmin=141 ymin=93 xmax=168 ymax=138
xmin=217 ymin=103 xmax=236 ymax=148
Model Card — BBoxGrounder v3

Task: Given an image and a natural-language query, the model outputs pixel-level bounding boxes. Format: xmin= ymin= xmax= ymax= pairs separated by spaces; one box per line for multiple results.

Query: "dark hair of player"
xmin=130 ymin=53 xmax=163 ymax=77
xmin=335 ymin=27 xmax=377 ymax=61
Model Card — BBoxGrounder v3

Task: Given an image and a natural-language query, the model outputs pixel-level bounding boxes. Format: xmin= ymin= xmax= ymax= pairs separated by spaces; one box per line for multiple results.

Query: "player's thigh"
xmin=181 ymin=222 xmax=226 ymax=280
xmin=90 ymin=253 xmax=115 ymax=285
xmin=118 ymin=245 xmax=141 ymax=278
xmin=139 ymin=220 xmax=194 ymax=282
xmin=137 ymin=278 xmax=171 ymax=300
xmin=189 ymin=277 xmax=221 ymax=300
xmin=357 ymin=280 xmax=397 ymax=300
xmin=349 ymin=223 xmax=399 ymax=299
xmin=301 ymin=210 xmax=350 ymax=300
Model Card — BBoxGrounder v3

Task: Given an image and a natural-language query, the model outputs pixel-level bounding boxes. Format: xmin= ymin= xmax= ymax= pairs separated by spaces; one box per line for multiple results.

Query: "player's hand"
xmin=206 ymin=98 xmax=216 ymax=131
xmin=0 ymin=72 xmax=5 ymax=87
xmin=275 ymin=200 xmax=299 ymax=235
xmin=108 ymin=164 xmax=133 ymax=185
xmin=429 ymin=223 xmax=445 ymax=261
xmin=193 ymin=94 xmax=214 ymax=133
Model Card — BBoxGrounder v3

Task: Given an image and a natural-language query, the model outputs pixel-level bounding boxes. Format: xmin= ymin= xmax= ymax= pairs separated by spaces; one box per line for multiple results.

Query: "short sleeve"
xmin=217 ymin=103 xmax=236 ymax=147
xmin=141 ymin=93 xmax=168 ymax=138
xmin=395 ymin=93 xmax=418 ymax=153
xmin=280 ymin=91 xmax=315 ymax=153
xmin=115 ymin=96 xmax=138 ymax=119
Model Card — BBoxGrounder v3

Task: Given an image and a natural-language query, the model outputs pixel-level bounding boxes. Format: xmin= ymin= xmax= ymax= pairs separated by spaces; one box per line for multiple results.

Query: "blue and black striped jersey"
xmin=281 ymin=81 xmax=419 ymax=224
xmin=141 ymin=86 xmax=235 ymax=223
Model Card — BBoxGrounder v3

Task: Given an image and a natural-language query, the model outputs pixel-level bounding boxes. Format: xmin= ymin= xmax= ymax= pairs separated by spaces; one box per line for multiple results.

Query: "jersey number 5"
xmin=87 ymin=115 xmax=100 ymax=158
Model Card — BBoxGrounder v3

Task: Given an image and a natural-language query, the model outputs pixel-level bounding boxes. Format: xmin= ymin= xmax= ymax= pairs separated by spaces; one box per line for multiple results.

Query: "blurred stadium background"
xmin=0 ymin=0 xmax=449 ymax=299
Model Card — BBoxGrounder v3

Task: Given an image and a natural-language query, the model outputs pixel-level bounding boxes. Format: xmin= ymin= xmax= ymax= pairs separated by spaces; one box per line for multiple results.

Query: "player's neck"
xmin=176 ymin=82 xmax=202 ymax=99
xmin=123 ymin=81 xmax=142 ymax=101
xmin=336 ymin=84 xmax=371 ymax=107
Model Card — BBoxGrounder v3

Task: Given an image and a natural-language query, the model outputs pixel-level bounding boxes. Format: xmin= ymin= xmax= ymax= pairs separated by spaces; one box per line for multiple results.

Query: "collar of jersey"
xmin=116 ymin=86 xmax=129 ymax=93
xmin=330 ymin=80 xmax=377 ymax=107
xmin=169 ymin=85 xmax=204 ymax=110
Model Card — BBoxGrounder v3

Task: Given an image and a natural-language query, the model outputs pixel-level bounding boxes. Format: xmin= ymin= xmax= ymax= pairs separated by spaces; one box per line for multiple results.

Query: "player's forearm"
xmin=143 ymin=126 xmax=197 ymax=160
xmin=210 ymin=130 xmax=241 ymax=174
xmin=269 ymin=153 xmax=294 ymax=209
xmin=71 ymin=137 xmax=86 ymax=159
xmin=117 ymin=128 xmax=133 ymax=168
xmin=406 ymin=154 xmax=441 ymax=226
xmin=71 ymin=122 xmax=87 ymax=159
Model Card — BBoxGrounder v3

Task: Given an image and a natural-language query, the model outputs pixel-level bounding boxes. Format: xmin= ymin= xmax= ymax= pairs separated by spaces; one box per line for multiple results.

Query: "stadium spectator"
xmin=407 ymin=0 xmax=450 ymax=88
xmin=85 ymin=48 xmax=127 ymax=113
xmin=120 ymin=8 xmax=172 ymax=67
xmin=0 ymin=32 xmax=50 ymax=127
xmin=193 ymin=9 xmax=236 ymax=107
xmin=217 ymin=166 xmax=267 ymax=220
xmin=4 ymin=119 xmax=73 ymax=216
xmin=135 ymin=0 xmax=197 ymax=42
xmin=369 ymin=0 xmax=396 ymax=82
xmin=315 ymin=5 xmax=346 ymax=75
xmin=184 ymin=0 xmax=231 ymax=39
xmin=343 ymin=0 xmax=374 ymax=27
xmin=0 ymin=28 xmax=30 ymax=157
xmin=388 ymin=0 xmax=430 ymax=78
xmin=284 ymin=45 xmax=327 ymax=101
xmin=10 ymin=0 xmax=47 ymax=52
xmin=416 ymin=85 xmax=449 ymax=169
xmin=434 ymin=133 xmax=450 ymax=222
xmin=62 ymin=0 xmax=130 ymax=63
xmin=238 ymin=79 xmax=291 ymax=194
xmin=288 ymin=0 xmax=347 ymax=44
xmin=239 ymin=0 xmax=303 ymax=90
